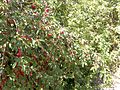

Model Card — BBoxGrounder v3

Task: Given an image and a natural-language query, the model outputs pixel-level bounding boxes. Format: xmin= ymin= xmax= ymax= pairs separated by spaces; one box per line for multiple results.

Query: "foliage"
xmin=0 ymin=0 xmax=120 ymax=89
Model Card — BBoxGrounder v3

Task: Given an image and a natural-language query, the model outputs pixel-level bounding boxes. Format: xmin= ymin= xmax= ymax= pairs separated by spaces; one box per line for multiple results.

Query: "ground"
xmin=102 ymin=67 xmax=120 ymax=90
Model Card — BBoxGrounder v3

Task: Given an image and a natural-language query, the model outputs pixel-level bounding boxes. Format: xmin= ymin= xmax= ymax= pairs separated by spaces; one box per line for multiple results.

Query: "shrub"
xmin=0 ymin=0 xmax=120 ymax=89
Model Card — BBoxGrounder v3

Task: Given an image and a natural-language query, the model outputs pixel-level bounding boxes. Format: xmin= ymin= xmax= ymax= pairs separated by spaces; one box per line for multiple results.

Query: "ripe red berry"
xmin=45 ymin=8 xmax=49 ymax=13
xmin=57 ymin=36 xmax=61 ymax=39
xmin=33 ymin=12 xmax=38 ymax=17
xmin=4 ymin=0 xmax=11 ymax=3
xmin=21 ymin=35 xmax=32 ymax=41
xmin=30 ymin=72 xmax=32 ymax=77
xmin=31 ymin=4 xmax=36 ymax=9
xmin=47 ymin=34 xmax=52 ymax=37
xmin=16 ymin=28 xmax=20 ymax=32
xmin=16 ymin=48 xmax=22 ymax=58
xmin=26 ymin=36 xmax=32 ymax=41
xmin=0 ymin=85 xmax=2 ymax=90
xmin=60 ymin=31 xmax=64 ymax=34
xmin=21 ymin=35 xmax=26 ymax=39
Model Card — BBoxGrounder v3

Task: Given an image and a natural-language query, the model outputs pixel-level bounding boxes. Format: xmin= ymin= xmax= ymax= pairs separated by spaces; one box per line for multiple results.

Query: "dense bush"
xmin=0 ymin=0 xmax=120 ymax=89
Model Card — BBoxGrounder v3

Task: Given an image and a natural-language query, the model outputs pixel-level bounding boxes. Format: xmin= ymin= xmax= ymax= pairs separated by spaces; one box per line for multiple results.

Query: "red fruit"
xmin=44 ymin=13 xmax=48 ymax=17
xmin=21 ymin=35 xmax=32 ymax=41
xmin=21 ymin=35 xmax=26 ymax=38
xmin=33 ymin=12 xmax=39 ymax=17
xmin=16 ymin=28 xmax=20 ymax=32
xmin=45 ymin=8 xmax=49 ymax=13
xmin=60 ymin=31 xmax=64 ymax=34
xmin=57 ymin=36 xmax=61 ymax=39
xmin=47 ymin=34 xmax=52 ymax=37
xmin=0 ymin=85 xmax=2 ymax=90
xmin=16 ymin=48 xmax=22 ymax=58
xmin=31 ymin=4 xmax=36 ymax=9
xmin=26 ymin=36 xmax=32 ymax=41
xmin=4 ymin=0 xmax=11 ymax=3
xmin=29 ymin=72 xmax=32 ymax=77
